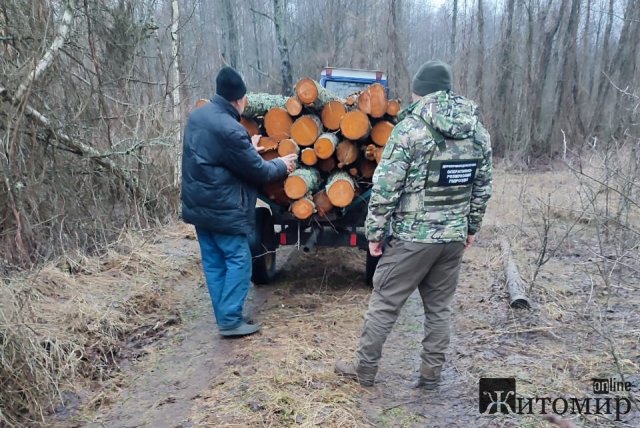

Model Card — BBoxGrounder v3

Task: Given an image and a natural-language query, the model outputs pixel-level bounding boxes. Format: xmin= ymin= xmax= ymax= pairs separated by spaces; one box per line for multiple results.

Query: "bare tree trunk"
xmin=450 ymin=0 xmax=458 ymax=60
xmin=273 ymin=0 xmax=293 ymax=95
xmin=222 ymin=0 xmax=238 ymax=68
xmin=171 ymin=0 xmax=182 ymax=187
xmin=475 ymin=0 xmax=485 ymax=104
xmin=390 ymin=0 xmax=411 ymax=100
xmin=590 ymin=0 xmax=615 ymax=133
xmin=495 ymin=0 xmax=516 ymax=153
xmin=250 ymin=0 xmax=263 ymax=86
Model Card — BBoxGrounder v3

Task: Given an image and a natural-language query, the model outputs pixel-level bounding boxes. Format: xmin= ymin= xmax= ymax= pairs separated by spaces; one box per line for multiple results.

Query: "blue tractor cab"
xmin=319 ymin=67 xmax=388 ymax=98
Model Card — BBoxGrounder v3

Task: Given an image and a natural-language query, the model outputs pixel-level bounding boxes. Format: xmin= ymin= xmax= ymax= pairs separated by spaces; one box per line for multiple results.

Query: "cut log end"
xmin=313 ymin=190 xmax=334 ymax=217
xmin=240 ymin=117 xmax=260 ymax=137
xmin=277 ymin=138 xmax=299 ymax=156
xmin=336 ymin=140 xmax=358 ymax=168
xmin=286 ymin=96 xmax=303 ymax=116
xmin=317 ymin=157 xmax=337 ymax=172
xmin=291 ymin=115 xmax=322 ymax=147
xmin=300 ymin=148 xmax=318 ymax=166
xmin=360 ymin=160 xmax=377 ymax=179
xmin=291 ymin=198 xmax=315 ymax=220
xmin=295 ymin=78 xmax=319 ymax=105
xmin=386 ymin=99 xmax=401 ymax=116
xmin=340 ymin=110 xmax=371 ymax=140
xmin=321 ymin=100 xmax=347 ymax=131
xmin=371 ymin=121 xmax=394 ymax=146
xmin=258 ymin=137 xmax=278 ymax=152
xmin=284 ymin=175 xmax=308 ymax=199
xmin=264 ymin=107 xmax=293 ymax=141
xmin=327 ymin=180 xmax=355 ymax=207
xmin=314 ymin=133 xmax=338 ymax=160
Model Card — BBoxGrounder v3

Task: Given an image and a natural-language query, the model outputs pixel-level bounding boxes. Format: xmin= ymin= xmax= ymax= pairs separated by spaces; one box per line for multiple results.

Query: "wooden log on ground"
xmin=240 ymin=117 xmax=260 ymax=136
xmin=300 ymin=148 xmax=318 ymax=166
xmin=264 ymin=107 xmax=293 ymax=141
xmin=357 ymin=83 xmax=388 ymax=118
xmin=499 ymin=237 xmax=532 ymax=309
xmin=314 ymin=133 xmax=339 ymax=160
xmin=326 ymin=171 xmax=357 ymax=207
xmin=386 ymin=99 xmax=401 ymax=116
xmin=291 ymin=114 xmax=322 ymax=147
xmin=371 ymin=121 xmax=394 ymax=147
xmin=262 ymin=181 xmax=289 ymax=206
xmin=365 ymin=144 xmax=383 ymax=163
xmin=277 ymin=138 xmax=299 ymax=156
xmin=245 ymin=93 xmax=288 ymax=118
xmin=284 ymin=167 xmax=321 ymax=199
xmin=340 ymin=110 xmax=371 ymax=140
xmin=291 ymin=197 xmax=316 ymax=220
xmin=313 ymin=190 xmax=334 ymax=217
xmin=294 ymin=78 xmax=342 ymax=108
xmin=285 ymin=96 xmax=303 ymax=116
xmin=321 ymin=100 xmax=347 ymax=131
xmin=336 ymin=140 xmax=359 ymax=168
xmin=317 ymin=157 xmax=337 ymax=173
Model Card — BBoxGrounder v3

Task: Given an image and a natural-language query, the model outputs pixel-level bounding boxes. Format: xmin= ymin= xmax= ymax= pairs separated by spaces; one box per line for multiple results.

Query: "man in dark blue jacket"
xmin=181 ymin=66 xmax=297 ymax=337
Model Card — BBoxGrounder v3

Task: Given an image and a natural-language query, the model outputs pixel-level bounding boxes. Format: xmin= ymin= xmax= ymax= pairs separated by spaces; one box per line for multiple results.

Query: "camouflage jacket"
xmin=365 ymin=91 xmax=493 ymax=243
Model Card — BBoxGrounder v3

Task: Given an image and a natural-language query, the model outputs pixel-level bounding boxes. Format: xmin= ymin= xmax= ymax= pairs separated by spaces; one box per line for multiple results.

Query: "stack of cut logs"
xmin=198 ymin=78 xmax=400 ymax=220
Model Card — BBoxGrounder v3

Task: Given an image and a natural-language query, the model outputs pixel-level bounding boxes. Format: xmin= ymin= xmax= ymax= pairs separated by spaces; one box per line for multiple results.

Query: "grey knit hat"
xmin=411 ymin=60 xmax=452 ymax=96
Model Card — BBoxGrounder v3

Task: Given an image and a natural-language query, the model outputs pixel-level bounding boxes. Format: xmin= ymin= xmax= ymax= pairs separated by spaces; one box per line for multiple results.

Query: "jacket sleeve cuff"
xmin=273 ymin=158 xmax=288 ymax=176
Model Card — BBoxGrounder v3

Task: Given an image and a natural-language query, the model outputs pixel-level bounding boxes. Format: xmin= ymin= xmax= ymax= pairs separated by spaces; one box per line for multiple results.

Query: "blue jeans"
xmin=195 ymin=227 xmax=252 ymax=330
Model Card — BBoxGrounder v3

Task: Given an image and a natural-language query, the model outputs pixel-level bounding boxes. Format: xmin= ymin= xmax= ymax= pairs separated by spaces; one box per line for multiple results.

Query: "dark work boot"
xmin=334 ymin=360 xmax=377 ymax=387
xmin=414 ymin=365 xmax=442 ymax=390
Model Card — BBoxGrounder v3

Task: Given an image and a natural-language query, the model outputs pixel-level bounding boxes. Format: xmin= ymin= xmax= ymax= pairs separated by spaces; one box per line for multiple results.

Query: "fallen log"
xmin=291 ymin=114 xmax=322 ymax=147
xmin=294 ymin=77 xmax=342 ymax=108
xmin=326 ymin=171 xmax=356 ymax=207
xmin=240 ymin=117 xmax=260 ymax=136
xmin=386 ymin=99 xmax=401 ymax=117
xmin=264 ymin=107 xmax=292 ymax=141
xmin=257 ymin=136 xmax=278 ymax=152
xmin=499 ymin=237 xmax=532 ymax=309
xmin=340 ymin=110 xmax=371 ymax=140
xmin=314 ymin=133 xmax=338 ymax=160
xmin=371 ymin=121 xmax=394 ymax=147
xmin=284 ymin=167 xmax=321 ymax=199
xmin=245 ymin=93 xmax=288 ymax=118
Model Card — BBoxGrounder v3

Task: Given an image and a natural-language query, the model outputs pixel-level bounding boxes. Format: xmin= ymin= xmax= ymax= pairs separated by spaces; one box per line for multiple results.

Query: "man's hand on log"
xmin=251 ymin=135 xmax=265 ymax=153
xmin=280 ymin=154 xmax=297 ymax=174
xmin=369 ymin=241 xmax=383 ymax=257
xmin=465 ymin=234 xmax=475 ymax=250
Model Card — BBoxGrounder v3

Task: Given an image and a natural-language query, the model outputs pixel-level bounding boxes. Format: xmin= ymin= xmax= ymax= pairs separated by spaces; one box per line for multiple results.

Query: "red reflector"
xmin=280 ymin=232 xmax=287 ymax=245
xmin=350 ymin=233 xmax=357 ymax=247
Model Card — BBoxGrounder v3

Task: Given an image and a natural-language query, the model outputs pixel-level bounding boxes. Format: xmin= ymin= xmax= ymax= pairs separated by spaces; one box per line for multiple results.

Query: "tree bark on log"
xmin=340 ymin=110 xmax=371 ymax=140
xmin=290 ymin=114 xmax=322 ymax=146
xmin=336 ymin=140 xmax=358 ymax=168
xmin=284 ymin=167 xmax=320 ymax=199
xmin=314 ymin=133 xmax=338 ymax=159
xmin=499 ymin=237 xmax=532 ymax=309
xmin=291 ymin=197 xmax=315 ymax=219
xmin=263 ymin=107 xmax=292 ymax=141
xmin=326 ymin=171 xmax=356 ymax=207
xmin=245 ymin=93 xmax=288 ymax=118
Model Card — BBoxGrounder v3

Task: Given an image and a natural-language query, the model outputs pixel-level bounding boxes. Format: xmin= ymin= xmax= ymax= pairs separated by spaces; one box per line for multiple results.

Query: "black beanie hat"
xmin=215 ymin=66 xmax=247 ymax=101
xmin=411 ymin=60 xmax=452 ymax=96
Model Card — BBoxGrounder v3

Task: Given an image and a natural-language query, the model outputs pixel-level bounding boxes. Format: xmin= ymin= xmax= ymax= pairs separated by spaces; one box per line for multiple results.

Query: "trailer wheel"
xmin=365 ymin=250 xmax=381 ymax=287
xmin=251 ymin=209 xmax=277 ymax=285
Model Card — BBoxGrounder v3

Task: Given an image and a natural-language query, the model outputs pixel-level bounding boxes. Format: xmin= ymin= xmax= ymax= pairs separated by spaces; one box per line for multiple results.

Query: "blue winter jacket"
xmin=181 ymin=95 xmax=287 ymax=235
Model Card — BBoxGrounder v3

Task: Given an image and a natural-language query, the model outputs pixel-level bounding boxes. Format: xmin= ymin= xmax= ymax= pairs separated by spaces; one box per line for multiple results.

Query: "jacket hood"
xmin=404 ymin=91 xmax=479 ymax=140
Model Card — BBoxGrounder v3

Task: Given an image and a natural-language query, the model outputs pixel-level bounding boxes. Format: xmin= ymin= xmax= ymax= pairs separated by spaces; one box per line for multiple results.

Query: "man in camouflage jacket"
xmin=335 ymin=60 xmax=492 ymax=388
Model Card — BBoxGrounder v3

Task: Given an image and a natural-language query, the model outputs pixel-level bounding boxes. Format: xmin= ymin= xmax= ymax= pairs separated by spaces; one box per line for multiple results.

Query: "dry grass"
xmin=0 ymin=223 xmax=198 ymax=427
